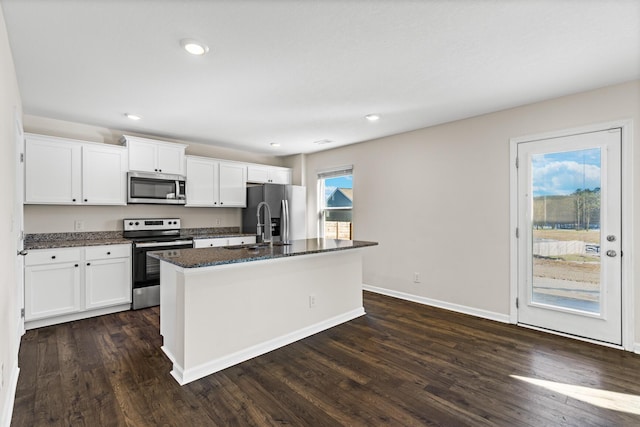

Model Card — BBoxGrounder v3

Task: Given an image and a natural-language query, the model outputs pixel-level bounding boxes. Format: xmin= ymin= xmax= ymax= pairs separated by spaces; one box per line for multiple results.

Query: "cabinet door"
xmin=24 ymin=263 xmax=81 ymax=320
xmin=25 ymin=137 xmax=82 ymax=204
xmin=82 ymin=144 xmax=127 ymax=205
xmin=127 ymin=139 xmax=158 ymax=173
xmin=157 ymin=144 xmax=185 ymax=175
xmin=247 ymin=165 xmax=270 ymax=183
xmin=186 ymin=157 xmax=216 ymax=206
xmin=218 ymin=162 xmax=247 ymax=207
xmin=270 ymin=167 xmax=292 ymax=185
xmin=85 ymin=257 xmax=131 ymax=309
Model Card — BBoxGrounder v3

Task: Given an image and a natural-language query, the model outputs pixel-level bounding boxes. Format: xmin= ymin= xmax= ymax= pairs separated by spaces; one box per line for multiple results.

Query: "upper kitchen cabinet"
xmin=186 ymin=156 xmax=247 ymax=207
xmin=25 ymin=133 xmax=127 ymax=205
xmin=121 ymin=135 xmax=187 ymax=175
xmin=247 ymin=164 xmax=292 ymax=184
xmin=82 ymin=144 xmax=128 ymax=204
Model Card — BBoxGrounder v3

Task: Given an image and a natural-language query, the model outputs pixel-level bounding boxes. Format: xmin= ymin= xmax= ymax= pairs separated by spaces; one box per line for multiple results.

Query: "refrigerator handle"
xmin=282 ymin=199 xmax=289 ymax=243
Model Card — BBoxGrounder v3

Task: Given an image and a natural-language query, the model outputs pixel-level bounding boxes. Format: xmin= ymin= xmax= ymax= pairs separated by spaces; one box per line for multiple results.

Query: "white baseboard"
xmin=634 ymin=343 xmax=640 ymax=355
xmin=169 ymin=307 xmax=366 ymax=385
xmin=362 ymin=284 xmax=510 ymax=324
xmin=25 ymin=303 xmax=131 ymax=330
xmin=1 ymin=365 xmax=19 ymax=427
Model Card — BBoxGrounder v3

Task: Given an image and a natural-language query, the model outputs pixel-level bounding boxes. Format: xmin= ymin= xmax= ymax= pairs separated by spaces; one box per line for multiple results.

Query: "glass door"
xmin=517 ymin=129 xmax=622 ymax=344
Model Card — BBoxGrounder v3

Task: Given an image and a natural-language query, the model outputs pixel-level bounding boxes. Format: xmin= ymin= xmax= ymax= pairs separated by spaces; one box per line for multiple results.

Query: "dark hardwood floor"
xmin=12 ymin=291 xmax=640 ymax=426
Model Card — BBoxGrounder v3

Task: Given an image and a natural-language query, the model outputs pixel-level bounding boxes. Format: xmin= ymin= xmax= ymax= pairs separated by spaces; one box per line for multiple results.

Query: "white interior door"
xmin=14 ymin=108 xmax=25 ymax=335
xmin=517 ymin=128 xmax=622 ymax=345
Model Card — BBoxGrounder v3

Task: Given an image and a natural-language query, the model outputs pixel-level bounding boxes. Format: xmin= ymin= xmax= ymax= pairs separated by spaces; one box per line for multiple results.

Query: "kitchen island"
xmin=149 ymin=238 xmax=378 ymax=385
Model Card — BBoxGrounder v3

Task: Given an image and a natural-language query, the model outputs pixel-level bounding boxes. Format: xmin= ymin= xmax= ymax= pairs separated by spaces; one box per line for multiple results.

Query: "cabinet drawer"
xmin=85 ymin=244 xmax=131 ymax=260
xmin=227 ymin=236 xmax=256 ymax=245
xmin=194 ymin=238 xmax=228 ymax=248
xmin=25 ymin=248 xmax=82 ymax=266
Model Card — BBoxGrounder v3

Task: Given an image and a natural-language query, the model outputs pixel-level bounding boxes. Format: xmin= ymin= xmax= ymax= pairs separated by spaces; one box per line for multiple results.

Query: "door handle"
xmin=606 ymin=250 xmax=617 ymax=257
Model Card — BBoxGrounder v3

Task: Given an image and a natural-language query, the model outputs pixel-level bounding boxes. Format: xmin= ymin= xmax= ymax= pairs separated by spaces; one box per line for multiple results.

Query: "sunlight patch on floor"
xmin=511 ymin=375 xmax=640 ymax=415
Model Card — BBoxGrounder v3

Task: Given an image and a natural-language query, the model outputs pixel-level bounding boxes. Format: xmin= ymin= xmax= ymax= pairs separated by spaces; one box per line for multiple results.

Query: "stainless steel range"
xmin=124 ymin=218 xmax=193 ymax=309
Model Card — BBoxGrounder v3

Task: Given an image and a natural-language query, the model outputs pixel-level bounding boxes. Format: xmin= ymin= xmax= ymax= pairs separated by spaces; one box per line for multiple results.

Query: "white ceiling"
xmin=2 ymin=1 xmax=639 ymax=156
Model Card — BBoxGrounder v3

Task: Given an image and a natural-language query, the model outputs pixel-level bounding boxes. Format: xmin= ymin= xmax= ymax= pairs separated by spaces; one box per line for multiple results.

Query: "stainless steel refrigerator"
xmin=242 ymin=184 xmax=306 ymax=242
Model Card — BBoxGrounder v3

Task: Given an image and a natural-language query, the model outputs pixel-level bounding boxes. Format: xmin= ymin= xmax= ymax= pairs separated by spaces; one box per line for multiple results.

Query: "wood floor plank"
xmin=12 ymin=291 xmax=640 ymax=426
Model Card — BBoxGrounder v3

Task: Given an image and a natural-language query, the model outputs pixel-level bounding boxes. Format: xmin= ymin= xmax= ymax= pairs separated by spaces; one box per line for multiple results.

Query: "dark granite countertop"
xmin=147 ymin=238 xmax=378 ymax=269
xmin=24 ymin=232 xmax=131 ymax=250
xmin=23 ymin=228 xmax=252 ymax=250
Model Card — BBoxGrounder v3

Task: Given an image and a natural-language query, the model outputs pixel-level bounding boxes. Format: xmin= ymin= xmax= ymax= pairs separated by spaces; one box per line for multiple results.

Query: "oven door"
xmin=132 ymin=240 xmax=193 ymax=289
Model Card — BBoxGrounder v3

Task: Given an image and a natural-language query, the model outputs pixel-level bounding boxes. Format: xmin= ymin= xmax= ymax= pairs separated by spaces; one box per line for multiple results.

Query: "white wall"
xmin=0 ymin=6 xmax=22 ymax=426
xmin=22 ymin=115 xmax=287 ymax=233
xmin=304 ymin=80 xmax=640 ymax=343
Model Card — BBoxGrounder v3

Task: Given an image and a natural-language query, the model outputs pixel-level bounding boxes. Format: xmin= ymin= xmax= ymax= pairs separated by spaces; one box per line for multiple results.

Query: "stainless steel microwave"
xmin=127 ymin=171 xmax=186 ymax=204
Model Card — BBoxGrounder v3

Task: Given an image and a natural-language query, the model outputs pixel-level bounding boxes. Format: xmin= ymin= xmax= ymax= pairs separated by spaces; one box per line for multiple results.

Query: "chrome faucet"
xmin=256 ymin=201 xmax=273 ymax=245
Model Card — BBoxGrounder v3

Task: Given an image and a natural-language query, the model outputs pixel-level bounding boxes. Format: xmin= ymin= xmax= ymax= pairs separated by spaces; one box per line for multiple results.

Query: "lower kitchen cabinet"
xmin=85 ymin=244 xmax=132 ymax=310
xmin=24 ymin=244 xmax=132 ymax=329
xmin=24 ymin=252 xmax=82 ymax=321
xmin=194 ymin=235 xmax=256 ymax=248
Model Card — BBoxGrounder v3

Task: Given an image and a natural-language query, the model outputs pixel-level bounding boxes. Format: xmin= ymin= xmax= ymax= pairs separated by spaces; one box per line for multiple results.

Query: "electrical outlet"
xmin=74 ymin=220 xmax=84 ymax=231
xmin=413 ymin=272 xmax=421 ymax=283
xmin=309 ymin=294 xmax=316 ymax=308
xmin=215 ymin=218 xmax=221 ymax=226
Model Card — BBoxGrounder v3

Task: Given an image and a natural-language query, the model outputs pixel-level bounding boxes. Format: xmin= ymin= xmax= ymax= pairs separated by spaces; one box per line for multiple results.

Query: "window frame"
xmin=317 ymin=165 xmax=353 ymax=240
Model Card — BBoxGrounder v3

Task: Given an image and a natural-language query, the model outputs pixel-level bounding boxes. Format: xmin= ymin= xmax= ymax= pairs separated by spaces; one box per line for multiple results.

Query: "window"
xmin=318 ymin=166 xmax=353 ymax=240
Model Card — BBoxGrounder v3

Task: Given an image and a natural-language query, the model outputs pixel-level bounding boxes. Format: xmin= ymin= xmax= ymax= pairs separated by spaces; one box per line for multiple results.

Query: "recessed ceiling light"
xmin=270 ymin=142 xmax=281 ymax=147
xmin=313 ymin=139 xmax=333 ymax=145
xmin=125 ymin=113 xmax=141 ymax=121
xmin=180 ymin=39 xmax=209 ymax=55
xmin=365 ymin=114 xmax=380 ymax=122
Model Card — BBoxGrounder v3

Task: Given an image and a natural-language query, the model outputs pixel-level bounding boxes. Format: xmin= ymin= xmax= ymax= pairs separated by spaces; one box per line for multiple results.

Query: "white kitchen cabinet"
xmin=185 ymin=156 xmax=216 ymax=206
xmin=194 ymin=235 xmax=256 ymax=248
xmin=25 ymin=135 xmax=81 ymax=204
xmin=218 ymin=161 xmax=247 ymax=206
xmin=24 ymin=244 xmax=132 ymax=329
xmin=81 ymin=144 xmax=128 ymax=204
xmin=84 ymin=244 xmax=131 ymax=310
xmin=247 ymin=164 xmax=291 ymax=184
xmin=25 ymin=133 xmax=127 ymax=205
xmin=186 ymin=156 xmax=247 ymax=207
xmin=122 ymin=135 xmax=187 ymax=175
xmin=24 ymin=248 xmax=82 ymax=321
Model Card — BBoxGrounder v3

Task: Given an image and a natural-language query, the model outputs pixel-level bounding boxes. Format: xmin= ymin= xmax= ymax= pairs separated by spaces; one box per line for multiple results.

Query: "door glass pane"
xmin=530 ymin=148 xmax=601 ymax=314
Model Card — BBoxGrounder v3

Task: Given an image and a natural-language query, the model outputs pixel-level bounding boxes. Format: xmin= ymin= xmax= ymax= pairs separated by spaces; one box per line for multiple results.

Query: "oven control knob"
xmin=135 ymin=221 xmax=140 ymax=225
xmin=129 ymin=221 xmax=134 ymax=226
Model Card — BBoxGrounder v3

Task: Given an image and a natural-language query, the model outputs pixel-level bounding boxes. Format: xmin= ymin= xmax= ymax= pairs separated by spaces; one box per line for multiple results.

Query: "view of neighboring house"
xmin=324 ymin=188 xmax=353 ymax=240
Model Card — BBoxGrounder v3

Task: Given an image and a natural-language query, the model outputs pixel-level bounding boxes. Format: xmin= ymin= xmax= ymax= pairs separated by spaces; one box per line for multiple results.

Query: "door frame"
xmin=509 ymin=119 xmax=634 ymax=351
xmin=14 ymin=106 xmax=25 ymax=337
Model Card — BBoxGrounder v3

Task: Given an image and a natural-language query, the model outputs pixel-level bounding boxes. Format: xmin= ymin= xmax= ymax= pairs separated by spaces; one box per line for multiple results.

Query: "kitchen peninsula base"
xmin=159 ymin=248 xmax=368 ymax=385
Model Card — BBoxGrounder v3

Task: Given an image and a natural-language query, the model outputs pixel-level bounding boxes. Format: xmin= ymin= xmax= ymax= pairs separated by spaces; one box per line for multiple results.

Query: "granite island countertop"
xmin=148 ymin=238 xmax=378 ymax=269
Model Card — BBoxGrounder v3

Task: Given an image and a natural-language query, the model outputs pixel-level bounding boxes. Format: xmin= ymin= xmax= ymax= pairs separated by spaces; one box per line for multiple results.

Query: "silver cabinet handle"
xmin=17 ymin=250 xmax=28 ymax=256
xmin=606 ymin=250 xmax=617 ymax=257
